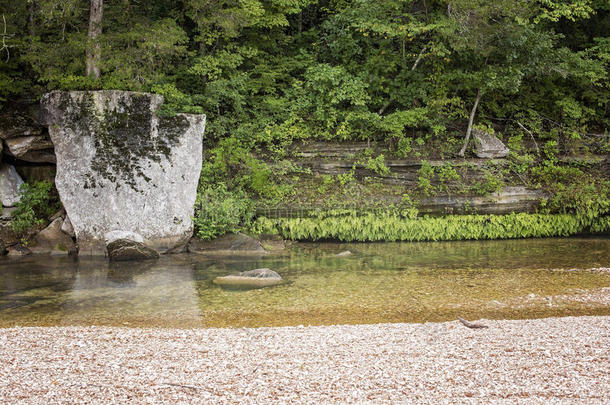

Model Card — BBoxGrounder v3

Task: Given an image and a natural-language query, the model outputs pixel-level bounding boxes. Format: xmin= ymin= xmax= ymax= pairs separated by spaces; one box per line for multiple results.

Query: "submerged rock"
xmin=335 ymin=250 xmax=352 ymax=257
xmin=213 ymin=268 xmax=283 ymax=289
xmin=28 ymin=218 xmax=76 ymax=255
xmin=473 ymin=129 xmax=509 ymax=158
xmin=106 ymin=238 xmax=160 ymax=261
xmin=40 ymin=90 xmax=205 ymax=255
xmin=188 ymin=233 xmax=266 ymax=254
xmin=0 ymin=164 xmax=24 ymax=207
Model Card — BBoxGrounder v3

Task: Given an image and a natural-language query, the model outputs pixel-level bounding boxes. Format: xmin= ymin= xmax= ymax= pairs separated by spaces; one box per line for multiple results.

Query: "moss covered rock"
xmin=41 ymin=90 xmax=205 ymax=255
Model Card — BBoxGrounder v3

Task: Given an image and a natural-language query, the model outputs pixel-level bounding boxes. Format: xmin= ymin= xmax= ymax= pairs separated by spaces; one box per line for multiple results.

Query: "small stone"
xmin=106 ymin=239 xmax=160 ymax=261
xmin=0 ymin=164 xmax=24 ymax=208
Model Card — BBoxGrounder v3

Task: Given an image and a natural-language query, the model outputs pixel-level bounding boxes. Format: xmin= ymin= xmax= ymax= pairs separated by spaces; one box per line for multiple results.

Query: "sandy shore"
xmin=1 ymin=316 xmax=609 ymax=404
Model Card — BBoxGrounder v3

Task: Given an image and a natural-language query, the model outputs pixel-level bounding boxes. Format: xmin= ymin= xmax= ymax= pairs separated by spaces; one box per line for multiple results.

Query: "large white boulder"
xmin=41 ymin=90 xmax=205 ymax=255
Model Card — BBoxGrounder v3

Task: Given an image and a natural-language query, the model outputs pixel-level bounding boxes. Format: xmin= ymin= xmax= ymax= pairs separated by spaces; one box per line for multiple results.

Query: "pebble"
xmin=0 ymin=316 xmax=608 ymax=403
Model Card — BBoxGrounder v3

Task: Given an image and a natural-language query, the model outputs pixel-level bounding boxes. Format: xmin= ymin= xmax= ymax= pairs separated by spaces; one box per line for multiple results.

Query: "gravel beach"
xmin=1 ymin=316 xmax=609 ymax=404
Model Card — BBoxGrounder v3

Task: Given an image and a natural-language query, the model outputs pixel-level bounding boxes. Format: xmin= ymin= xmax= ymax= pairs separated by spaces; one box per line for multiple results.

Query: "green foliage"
xmin=10 ymin=181 xmax=60 ymax=236
xmin=251 ymin=212 xmax=602 ymax=242
xmin=532 ymin=160 xmax=610 ymax=221
xmin=437 ymin=163 xmax=461 ymax=194
xmin=193 ymin=183 xmax=255 ymax=240
xmin=0 ymin=0 xmax=608 ymax=231
xmin=472 ymin=170 xmax=504 ymax=196
xmin=417 ymin=161 xmax=435 ymax=197
xmin=0 ymin=0 xmax=607 ymax=146
xmin=358 ymin=152 xmax=390 ymax=176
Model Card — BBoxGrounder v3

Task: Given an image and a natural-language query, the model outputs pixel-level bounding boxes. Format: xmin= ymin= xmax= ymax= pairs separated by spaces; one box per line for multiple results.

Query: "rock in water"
xmin=239 ymin=268 xmax=282 ymax=278
xmin=213 ymin=268 xmax=283 ymax=289
xmin=106 ymin=238 xmax=160 ymax=261
xmin=473 ymin=129 xmax=509 ymax=158
xmin=40 ymin=91 xmax=205 ymax=255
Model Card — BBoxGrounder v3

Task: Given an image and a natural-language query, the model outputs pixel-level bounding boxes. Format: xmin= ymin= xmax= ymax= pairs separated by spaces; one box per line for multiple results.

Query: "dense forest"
xmin=0 ymin=0 xmax=608 ymax=240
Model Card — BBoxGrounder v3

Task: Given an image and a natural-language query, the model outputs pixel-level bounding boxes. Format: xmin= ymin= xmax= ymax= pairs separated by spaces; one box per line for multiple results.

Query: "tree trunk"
xmin=86 ymin=0 xmax=103 ymax=79
xmin=458 ymin=88 xmax=482 ymax=157
xmin=28 ymin=1 xmax=35 ymax=36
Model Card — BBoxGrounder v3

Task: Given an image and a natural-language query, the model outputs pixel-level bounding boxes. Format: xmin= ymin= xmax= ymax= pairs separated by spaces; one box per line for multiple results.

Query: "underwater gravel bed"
xmin=0 ymin=316 xmax=608 ymax=404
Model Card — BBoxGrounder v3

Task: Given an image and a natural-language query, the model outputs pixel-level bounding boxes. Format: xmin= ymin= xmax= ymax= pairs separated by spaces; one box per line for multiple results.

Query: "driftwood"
xmin=457 ymin=316 xmax=489 ymax=329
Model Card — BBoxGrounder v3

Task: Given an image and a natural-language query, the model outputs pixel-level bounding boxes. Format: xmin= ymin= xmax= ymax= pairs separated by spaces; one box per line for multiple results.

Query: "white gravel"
xmin=1 ymin=316 xmax=609 ymax=404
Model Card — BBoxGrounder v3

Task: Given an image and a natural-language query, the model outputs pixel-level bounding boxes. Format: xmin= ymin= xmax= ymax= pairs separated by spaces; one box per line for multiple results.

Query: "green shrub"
xmin=472 ymin=170 xmax=504 ymax=196
xmin=531 ymin=157 xmax=610 ymax=221
xmin=193 ymin=183 xmax=255 ymax=240
xmin=436 ymin=163 xmax=461 ymax=194
xmin=417 ymin=161 xmax=435 ymax=196
xmin=11 ymin=181 xmax=60 ymax=236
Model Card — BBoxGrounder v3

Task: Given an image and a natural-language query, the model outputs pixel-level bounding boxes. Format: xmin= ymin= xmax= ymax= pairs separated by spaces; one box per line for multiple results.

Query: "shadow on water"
xmin=0 ymin=237 xmax=609 ymax=328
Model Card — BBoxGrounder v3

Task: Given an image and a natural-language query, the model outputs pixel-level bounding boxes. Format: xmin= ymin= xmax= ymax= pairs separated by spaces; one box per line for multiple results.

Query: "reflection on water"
xmin=1 ymin=238 xmax=609 ymax=328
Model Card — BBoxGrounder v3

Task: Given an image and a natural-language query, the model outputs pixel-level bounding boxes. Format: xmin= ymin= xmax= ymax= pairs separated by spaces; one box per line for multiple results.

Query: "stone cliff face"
xmin=41 ymin=90 xmax=205 ymax=255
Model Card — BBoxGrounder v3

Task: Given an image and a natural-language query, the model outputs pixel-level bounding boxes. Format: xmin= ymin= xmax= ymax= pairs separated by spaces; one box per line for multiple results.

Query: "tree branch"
xmin=516 ymin=121 xmax=540 ymax=154
xmin=458 ymin=316 xmax=489 ymax=329
xmin=0 ymin=14 xmax=14 ymax=63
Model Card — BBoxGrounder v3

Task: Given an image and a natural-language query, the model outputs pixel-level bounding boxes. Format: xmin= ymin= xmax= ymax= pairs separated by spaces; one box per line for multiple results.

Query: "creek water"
xmin=1 ymin=237 xmax=609 ymax=328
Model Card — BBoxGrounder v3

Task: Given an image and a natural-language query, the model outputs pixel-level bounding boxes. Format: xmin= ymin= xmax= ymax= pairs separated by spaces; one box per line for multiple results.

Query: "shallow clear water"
xmin=1 ymin=238 xmax=609 ymax=328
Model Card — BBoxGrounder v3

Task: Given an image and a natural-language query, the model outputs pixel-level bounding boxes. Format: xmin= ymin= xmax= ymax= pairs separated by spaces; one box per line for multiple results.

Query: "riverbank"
xmin=1 ymin=316 xmax=608 ymax=403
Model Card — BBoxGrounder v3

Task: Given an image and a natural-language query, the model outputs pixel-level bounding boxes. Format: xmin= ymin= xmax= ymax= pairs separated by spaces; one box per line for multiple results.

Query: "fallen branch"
xmin=457 ymin=316 xmax=488 ymax=329
xmin=159 ymin=382 xmax=200 ymax=391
